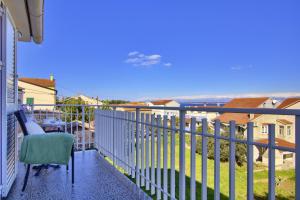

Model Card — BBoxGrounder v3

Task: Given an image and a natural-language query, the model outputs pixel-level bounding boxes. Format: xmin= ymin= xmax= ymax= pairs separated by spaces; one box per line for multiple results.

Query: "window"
xmin=262 ymin=125 xmax=268 ymax=134
xmin=287 ymin=126 xmax=291 ymax=136
xmin=283 ymin=153 xmax=293 ymax=160
xmin=26 ymin=97 xmax=34 ymax=105
xmin=279 ymin=126 xmax=285 ymax=136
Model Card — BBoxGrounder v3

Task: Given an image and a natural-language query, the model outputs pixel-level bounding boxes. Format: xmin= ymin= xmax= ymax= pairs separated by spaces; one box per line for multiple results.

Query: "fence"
xmin=23 ymin=104 xmax=99 ymax=150
xmin=94 ymin=106 xmax=300 ymax=200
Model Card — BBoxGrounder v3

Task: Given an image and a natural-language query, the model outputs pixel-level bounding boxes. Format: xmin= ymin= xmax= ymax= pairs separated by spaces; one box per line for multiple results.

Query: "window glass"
xmin=279 ymin=126 xmax=285 ymax=136
xmin=262 ymin=125 xmax=268 ymax=134
xmin=287 ymin=126 xmax=291 ymax=136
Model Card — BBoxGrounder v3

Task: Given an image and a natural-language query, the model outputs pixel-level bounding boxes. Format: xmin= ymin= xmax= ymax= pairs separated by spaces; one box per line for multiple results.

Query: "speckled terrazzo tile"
xmin=5 ymin=150 xmax=147 ymax=200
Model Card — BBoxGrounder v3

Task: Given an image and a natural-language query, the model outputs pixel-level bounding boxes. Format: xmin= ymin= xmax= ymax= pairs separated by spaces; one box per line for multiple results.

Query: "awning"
xmin=276 ymin=119 xmax=293 ymax=125
xmin=3 ymin=0 xmax=44 ymax=44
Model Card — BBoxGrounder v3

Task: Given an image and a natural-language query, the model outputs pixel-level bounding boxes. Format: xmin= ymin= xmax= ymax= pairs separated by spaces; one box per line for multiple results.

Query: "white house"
xmin=186 ymin=106 xmax=221 ymax=122
xmin=146 ymin=100 xmax=180 ymax=118
xmin=0 ymin=0 xmax=44 ymax=197
xmin=71 ymin=95 xmax=103 ymax=106
xmin=18 ymin=76 xmax=57 ymax=110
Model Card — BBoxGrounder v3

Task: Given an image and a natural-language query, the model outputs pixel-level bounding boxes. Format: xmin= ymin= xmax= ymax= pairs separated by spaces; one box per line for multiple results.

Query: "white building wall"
xmin=18 ymin=81 xmax=56 ymax=110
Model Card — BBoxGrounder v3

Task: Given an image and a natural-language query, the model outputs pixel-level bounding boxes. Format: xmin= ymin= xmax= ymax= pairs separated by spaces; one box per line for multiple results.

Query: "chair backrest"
xmin=14 ymin=110 xmax=29 ymax=136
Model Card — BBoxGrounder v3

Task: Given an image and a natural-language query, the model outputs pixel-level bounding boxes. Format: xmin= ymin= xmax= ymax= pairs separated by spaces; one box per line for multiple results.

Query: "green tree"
xmin=59 ymin=97 xmax=96 ymax=123
xmin=196 ymin=131 xmax=247 ymax=166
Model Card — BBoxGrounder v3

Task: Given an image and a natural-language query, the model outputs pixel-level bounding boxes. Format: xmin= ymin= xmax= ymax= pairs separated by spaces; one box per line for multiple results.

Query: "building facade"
xmin=18 ymin=76 xmax=57 ymax=110
xmin=218 ymin=97 xmax=297 ymax=167
xmin=251 ymin=98 xmax=299 ymax=167
xmin=146 ymin=100 xmax=180 ymax=118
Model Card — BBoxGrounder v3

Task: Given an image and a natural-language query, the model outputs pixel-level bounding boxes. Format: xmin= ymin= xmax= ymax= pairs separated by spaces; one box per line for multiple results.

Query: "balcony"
xmin=7 ymin=104 xmax=299 ymax=200
xmin=5 ymin=150 xmax=146 ymax=200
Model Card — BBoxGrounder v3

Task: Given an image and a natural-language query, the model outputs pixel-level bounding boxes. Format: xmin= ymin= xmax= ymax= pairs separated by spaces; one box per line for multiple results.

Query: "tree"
xmin=196 ymin=131 xmax=247 ymax=166
xmin=59 ymin=97 xmax=95 ymax=123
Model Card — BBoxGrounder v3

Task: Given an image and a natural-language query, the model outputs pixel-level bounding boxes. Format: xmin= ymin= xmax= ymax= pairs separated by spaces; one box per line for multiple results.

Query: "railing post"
xmin=136 ymin=108 xmax=140 ymax=187
xmin=81 ymin=105 xmax=85 ymax=151
xmin=190 ymin=118 xmax=196 ymax=200
xmin=229 ymin=121 xmax=236 ymax=200
xmin=214 ymin=120 xmax=221 ymax=200
xmin=268 ymin=124 xmax=276 ymax=200
xmin=179 ymin=110 xmax=186 ymax=200
xmin=202 ymin=118 xmax=208 ymax=200
xmin=247 ymin=122 xmax=254 ymax=200
xmin=113 ymin=107 xmax=116 ymax=166
xmin=295 ymin=115 xmax=300 ymax=200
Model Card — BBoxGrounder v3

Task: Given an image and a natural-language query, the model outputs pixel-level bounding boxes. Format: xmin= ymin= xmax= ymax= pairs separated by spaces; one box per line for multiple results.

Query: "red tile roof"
xmin=218 ymin=97 xmax=270 ymax=125
xmin=255 ymin=138 xmax=295 ymax=149
xmin=151 ymin=100 xmax=173 ymax=105
xmin=19 ymin=78 xmax=55 ymax=89
xmin=115 ymin=102 xmax=151 ymax=112
xmin=277 ymin=98 xmax=300 ymax=109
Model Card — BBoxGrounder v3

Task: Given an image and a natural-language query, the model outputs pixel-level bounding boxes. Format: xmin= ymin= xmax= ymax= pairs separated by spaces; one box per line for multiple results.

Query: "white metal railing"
xmin=94 ymin=105 xmax=300 ymax=200
xmin=22 ymin=104 xmax=101 ymax=151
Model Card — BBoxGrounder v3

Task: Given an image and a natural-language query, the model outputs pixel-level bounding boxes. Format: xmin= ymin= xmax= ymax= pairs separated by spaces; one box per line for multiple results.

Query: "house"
xmin=186 ymin=105 xmax=222 ymax=122
xmin=146 ymin=99 xmax=180 ymax=118
xmin=252 ymin=98 xmax=300 ymax=167
xmin=115 ymin=102 xmax=151 ymax=113
xmin=218 ymin=97 xmax=297 ymax=167
xmin=71 ymin=94 xmax=103 ymax=106
xmin=218 ymin=97 xmax=275 ymax=131
xmin=18 ymin=75 xmax=57 ymax=110
xmin=0 ymin=0 xmax=44 ymax=196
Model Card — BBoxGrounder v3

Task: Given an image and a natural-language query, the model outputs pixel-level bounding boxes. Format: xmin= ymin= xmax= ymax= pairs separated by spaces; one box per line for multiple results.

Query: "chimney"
xmin=50 ymin=73 xmax=54 ymax=81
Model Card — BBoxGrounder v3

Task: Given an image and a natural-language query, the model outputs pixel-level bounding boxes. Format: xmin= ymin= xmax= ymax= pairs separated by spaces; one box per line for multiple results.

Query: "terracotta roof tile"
xmin=115 ymin=102 xmax=151 ymax=112
xmin=223 ymin=97 xmax=269 ymax=108
xmin=218 ymin=97 xmax=269 ymax=125
xmin=19 ymin=78 xmax=55 ymax=89
xmin=151 ymin=100 xmax=173 ymax=105
xmin=277 ymin=98 xmax=300 ymax=109
xmin=255 ymin=138 xmax=295 ymax=149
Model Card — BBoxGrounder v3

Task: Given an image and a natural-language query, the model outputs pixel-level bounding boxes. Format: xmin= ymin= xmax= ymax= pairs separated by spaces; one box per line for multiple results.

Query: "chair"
xmin=14 ymin=109 xmax=74 ymax=192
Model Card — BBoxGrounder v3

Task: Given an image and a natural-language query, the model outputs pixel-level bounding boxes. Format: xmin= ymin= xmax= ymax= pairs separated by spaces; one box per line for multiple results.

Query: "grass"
xmin=106 ymin=134 xmax=295 ymax=199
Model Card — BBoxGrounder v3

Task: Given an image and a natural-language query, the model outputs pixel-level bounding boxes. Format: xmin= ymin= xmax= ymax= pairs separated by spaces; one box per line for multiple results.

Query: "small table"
xmin=41 ymin=121 xmax=68 ymax=132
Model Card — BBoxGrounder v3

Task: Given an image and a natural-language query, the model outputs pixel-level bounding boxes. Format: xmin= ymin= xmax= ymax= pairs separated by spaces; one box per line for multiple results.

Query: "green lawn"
xmin=107 ymin=134 xmax=295 ymax=199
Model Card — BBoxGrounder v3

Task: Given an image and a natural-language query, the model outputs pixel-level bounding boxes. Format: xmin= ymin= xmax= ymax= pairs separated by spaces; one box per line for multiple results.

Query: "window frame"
xmin=262 ymin=124 xmax=268 ymax=134
xmin=287 ymin=125 xmax=291 ymax=136
xmin=279 ymin=125 xmax=285 ymax=136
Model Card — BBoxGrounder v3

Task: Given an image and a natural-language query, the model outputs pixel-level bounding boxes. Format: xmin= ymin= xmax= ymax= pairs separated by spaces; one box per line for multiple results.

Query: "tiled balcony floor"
xmin=4 ymin=150 xmax=139 ymax=200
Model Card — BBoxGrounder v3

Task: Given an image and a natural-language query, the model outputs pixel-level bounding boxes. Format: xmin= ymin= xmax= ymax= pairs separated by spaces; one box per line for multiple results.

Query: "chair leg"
xmin=22 ymin=164 xmax=30 ymax=192
xmin=66 ymin=164 xmax=69 ymax=172
xmin=34 ymin=165 xmax=43 ymax=176
xmin=71 ymin=145 xmax=74 ymax=184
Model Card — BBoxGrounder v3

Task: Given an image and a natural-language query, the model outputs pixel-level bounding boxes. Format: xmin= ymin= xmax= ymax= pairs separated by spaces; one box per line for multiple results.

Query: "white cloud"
xmin=125 ymin=51 xmax=171 ymax=67
xmin=164 ymin=62 xmax=172 ymax=67
xmin=128 ymin=51 xmax=139 ymax=56
xmin=231 ymin=64 xmax=253 ymax=71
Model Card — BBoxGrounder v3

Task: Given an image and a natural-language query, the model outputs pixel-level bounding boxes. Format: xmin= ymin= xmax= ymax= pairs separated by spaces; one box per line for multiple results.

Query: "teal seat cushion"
xmin=20 ymin=132 xmax=74 ymax=165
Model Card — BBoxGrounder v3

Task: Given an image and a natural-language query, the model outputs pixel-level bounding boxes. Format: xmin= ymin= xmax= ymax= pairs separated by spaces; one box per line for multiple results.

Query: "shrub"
xmin=195 ymin=131 xmax=247 ymax=166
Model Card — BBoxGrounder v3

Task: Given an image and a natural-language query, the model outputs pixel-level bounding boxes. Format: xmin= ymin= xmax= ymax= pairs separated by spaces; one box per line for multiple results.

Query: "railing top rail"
xmin=24 ymin=104 xmax=300 ymax=116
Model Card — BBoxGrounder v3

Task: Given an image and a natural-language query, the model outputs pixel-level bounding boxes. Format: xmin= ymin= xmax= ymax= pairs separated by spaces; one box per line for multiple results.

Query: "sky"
xmin=18 ymin=1 xmax=300 ymax=101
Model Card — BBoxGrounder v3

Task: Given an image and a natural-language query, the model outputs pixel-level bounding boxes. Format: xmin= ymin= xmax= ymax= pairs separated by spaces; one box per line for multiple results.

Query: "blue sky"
xmin=18 ymin=1 xmax=300 ymax=100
